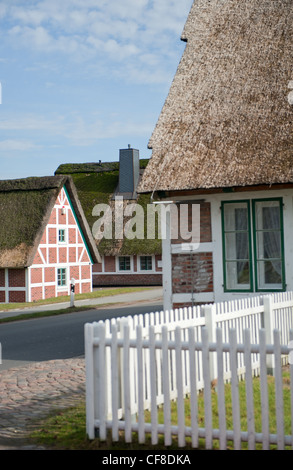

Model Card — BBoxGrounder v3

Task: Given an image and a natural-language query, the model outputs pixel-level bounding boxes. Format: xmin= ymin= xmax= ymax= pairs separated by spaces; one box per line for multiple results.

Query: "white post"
xmin=85 ymin=323 xmax=95 ymax=440
xmin=162 ymin=207 xmax=173 ymax=312
xmin=203 ymin=304 xmax=217 ymax=381
xmin=263 ymin=295 xmax=275 ymax=375
xmin=70 ymin=277 xmax=76 ymax=307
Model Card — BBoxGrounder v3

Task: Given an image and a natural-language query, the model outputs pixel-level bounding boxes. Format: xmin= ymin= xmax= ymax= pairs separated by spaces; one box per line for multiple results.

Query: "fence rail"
xmin=84 ymin=292 xmax=293 ymax=449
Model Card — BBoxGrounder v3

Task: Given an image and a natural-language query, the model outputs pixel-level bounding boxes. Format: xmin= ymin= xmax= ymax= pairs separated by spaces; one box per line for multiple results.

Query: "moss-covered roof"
xmin=0 ymin=175 xmax=100 ymax=267
xmin=55 ymin=161 xmax=162 ymax=256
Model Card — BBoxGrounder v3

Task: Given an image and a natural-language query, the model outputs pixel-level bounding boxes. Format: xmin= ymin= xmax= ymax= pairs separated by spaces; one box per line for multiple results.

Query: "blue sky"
xmin=0 ymin=0 xmax=193 ymax=180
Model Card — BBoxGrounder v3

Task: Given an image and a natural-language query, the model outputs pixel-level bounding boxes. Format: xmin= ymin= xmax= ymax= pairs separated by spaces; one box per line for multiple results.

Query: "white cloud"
xmin=3 ymin=0 xmax=193 ymax=84
xmin=0 ymin=139 xmax=41 ymax=151
xmin=0 ymin=111 xmax=153 ymax=148
xmin=0 ymin=114 xmax=65 ymax=132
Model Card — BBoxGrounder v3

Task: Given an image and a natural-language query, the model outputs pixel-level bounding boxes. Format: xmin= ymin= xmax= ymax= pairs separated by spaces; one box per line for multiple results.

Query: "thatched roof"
xmin=55 ymin=161 xmax=162 ymax=257
xmin=138 ymin=0 xmax=293 ymax=194
xmin=0 ymin=175 xmax=100 ymax=268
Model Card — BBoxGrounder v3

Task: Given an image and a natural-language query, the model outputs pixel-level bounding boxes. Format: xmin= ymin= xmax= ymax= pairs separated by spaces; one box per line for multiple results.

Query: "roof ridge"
xmin=0 ymin=175 xmax=67 ymax=192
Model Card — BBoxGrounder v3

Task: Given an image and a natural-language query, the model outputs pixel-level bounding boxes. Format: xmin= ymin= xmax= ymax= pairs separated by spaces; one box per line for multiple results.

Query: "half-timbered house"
xmin=0 ymin=175 xmax=100 ymax=303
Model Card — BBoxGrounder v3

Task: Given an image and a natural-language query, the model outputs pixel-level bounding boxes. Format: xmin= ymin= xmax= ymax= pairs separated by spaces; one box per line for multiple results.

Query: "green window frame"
xmin=140 ymin=256 xmax=153 ymax=271
xmin=118 ymin=256 xmax=131 ymax=271
xmin=221 ymin=198 xmax=285 ymax=293
xmin=58 ymin=229 xmax=66 ymax=243
xmin=57 ymin=268 xmax=67 ymax=287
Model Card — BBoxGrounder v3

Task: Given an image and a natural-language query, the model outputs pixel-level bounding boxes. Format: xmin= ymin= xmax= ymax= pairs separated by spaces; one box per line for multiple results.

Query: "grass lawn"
xmin=0 ymin=286 xmax=153 ymax=312
xmin=30 ymin=368 xmax=292 ymax=450
xmin=0 ymin=286 xmax=155 ymax=323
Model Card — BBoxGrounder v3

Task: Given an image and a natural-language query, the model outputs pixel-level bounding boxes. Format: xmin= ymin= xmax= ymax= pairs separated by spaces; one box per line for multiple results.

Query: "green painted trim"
xmin=221 ymin=200 xmax=253 ymax=293
xmin=63 ymin=186 xmax=94 ymax=265
xmin=252 ymin=198 xmax=286 ymax=293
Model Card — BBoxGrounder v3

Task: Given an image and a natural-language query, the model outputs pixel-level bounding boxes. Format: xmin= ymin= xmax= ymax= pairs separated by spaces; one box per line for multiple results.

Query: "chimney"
xmin=119 ymin=145 xmax=140 ymax=195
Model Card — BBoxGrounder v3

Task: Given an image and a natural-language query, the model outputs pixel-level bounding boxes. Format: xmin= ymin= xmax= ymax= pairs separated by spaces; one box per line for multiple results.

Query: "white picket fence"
xmin=84 ymin=292 xmax=293 ymax=449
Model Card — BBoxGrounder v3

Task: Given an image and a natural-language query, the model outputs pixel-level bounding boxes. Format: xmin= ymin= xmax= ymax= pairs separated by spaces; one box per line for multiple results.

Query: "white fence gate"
xmin=84 ymin=292 xmax=293 ymax=449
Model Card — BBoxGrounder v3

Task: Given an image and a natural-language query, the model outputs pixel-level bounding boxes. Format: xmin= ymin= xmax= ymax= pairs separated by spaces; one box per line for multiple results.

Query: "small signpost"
xmin=70 ymin=278 xmax=76 ymax=307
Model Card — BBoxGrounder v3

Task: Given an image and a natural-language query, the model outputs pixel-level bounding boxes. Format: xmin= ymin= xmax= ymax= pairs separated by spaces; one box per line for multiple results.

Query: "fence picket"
xmin=216 ymin=328 xmax=227 ymax=450
xmin=274 ymin=329 xmax=284 ymax=450
xmin=188 ymin=326 xmax=199 ymax=448
xmin=85 ymin=323 xmax=95 ymax=440
xmin=244 ymin=329 xmax=255 ymax=450
xmin=97 ymin=322 xmax=106 ymax=441
xmin=149 ymin=326 xmax=158 ymax=445
xmin=229 ymin=328 xmax=241 ymax=450
xmin=136 ymin=324 xmax=145 ymax=444
xmin=202 ymin=328 xmax=213 ymax=449
xmin=122 ymin=323 xmax=132 ymax=443
xmin=175 ymin=327 xmax=185 ymax=448
xmin=111 ymin=323 xmax=119 ymax=442
xmin=162 ymin=326 xmax=172 ymax=447
xmin=259 ymin=329 xmax=270 ymax=450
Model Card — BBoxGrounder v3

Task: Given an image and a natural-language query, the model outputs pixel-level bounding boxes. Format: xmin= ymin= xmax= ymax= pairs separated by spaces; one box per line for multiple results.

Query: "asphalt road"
xmin=0 ymin=302 xmax=163 ymax=371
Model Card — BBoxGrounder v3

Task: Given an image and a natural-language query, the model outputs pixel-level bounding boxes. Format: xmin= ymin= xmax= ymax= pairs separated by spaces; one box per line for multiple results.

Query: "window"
xmin=58 ymin=229 xmax=66 ymax=243
xmin=222 ymin=199 xmax=285 ymax=292
xmin=119 ymin=256 xmax=131 ymax=271
xmin=140 ymin=256 xmax=153 ymax=271
xmin=57 ymin=268 xmax=67 ymax=287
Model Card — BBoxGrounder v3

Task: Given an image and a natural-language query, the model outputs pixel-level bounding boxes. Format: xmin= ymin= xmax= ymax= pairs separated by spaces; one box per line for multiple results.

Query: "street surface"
xmin=0 ymin=288 xmax=163 ymax=370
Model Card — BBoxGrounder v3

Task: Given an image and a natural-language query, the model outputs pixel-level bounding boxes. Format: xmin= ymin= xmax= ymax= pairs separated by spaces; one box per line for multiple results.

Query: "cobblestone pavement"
xmin=0 ymin=358 xmax=85 ymax=450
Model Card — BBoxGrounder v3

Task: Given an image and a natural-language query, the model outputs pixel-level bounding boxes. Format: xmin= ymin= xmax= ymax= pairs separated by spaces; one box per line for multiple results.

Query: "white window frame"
xmin=58 ymin=228 xmax=67 ymax=244
xmin=57 ymin=267 xmax=67 ymax=290
xmin=117 ymin=256 xmax=133 ymax=273
xmin=139 ymin=255 xmax=154 ymax=272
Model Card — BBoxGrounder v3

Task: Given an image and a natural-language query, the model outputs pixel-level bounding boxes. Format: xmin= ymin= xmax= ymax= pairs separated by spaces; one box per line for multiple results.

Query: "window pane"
xmin=58 ymin=268 xmax=66 ymax=286
xmin=257 ymin=260 xmax=282 ymax=289
xmin=225 ymin=261 xmax=251 ymax=290
xmin=256 ymin=231 xmax=281 ymax=260
xmin=140 ymin=256 xmax=152 ymax=270
xmin=223 ymin=202 xmax=251 ymax=291
xmin=255 ymin=201 xmax=280 ymax=231
xmin=119 ymin=257 xmax=131 ymax=271
xmin=254 ymin=200 xmax=283 ymax=290
xmin=224 ymin=204 xmax=248 ymax=231
xmin=225 ymin=232 xmax=249 ymax=261
xmin=59 ymin=229 xmax=65 ymax=242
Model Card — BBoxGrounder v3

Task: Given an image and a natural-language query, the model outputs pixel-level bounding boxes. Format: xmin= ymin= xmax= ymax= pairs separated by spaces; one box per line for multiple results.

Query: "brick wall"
xmin=104 ymin=256 xmax=116 ymax=272
xmin=172 ymin=252 xmax=213 ymax=294
xmin=9 ymin=291 xmax=26 ymax=303
xmin=0 ymin=268 xmax=27 ymax=303
xmin=171 ymin=202 xmax=212 ymax=244
xmin=0 ymin=269 xmax=5 ymax=287
xmin=93 ymin=273 xmax=162 ymax=287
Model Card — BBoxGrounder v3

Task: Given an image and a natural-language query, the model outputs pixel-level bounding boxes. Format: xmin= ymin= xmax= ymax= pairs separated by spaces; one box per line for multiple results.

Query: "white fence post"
xmin=263 ymin=295 xmax=275 ymax=374
xmin=85 ymin=322 xmax=95 ymax=440
xmin=203 ymin=303 xmax=217 ymax=381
